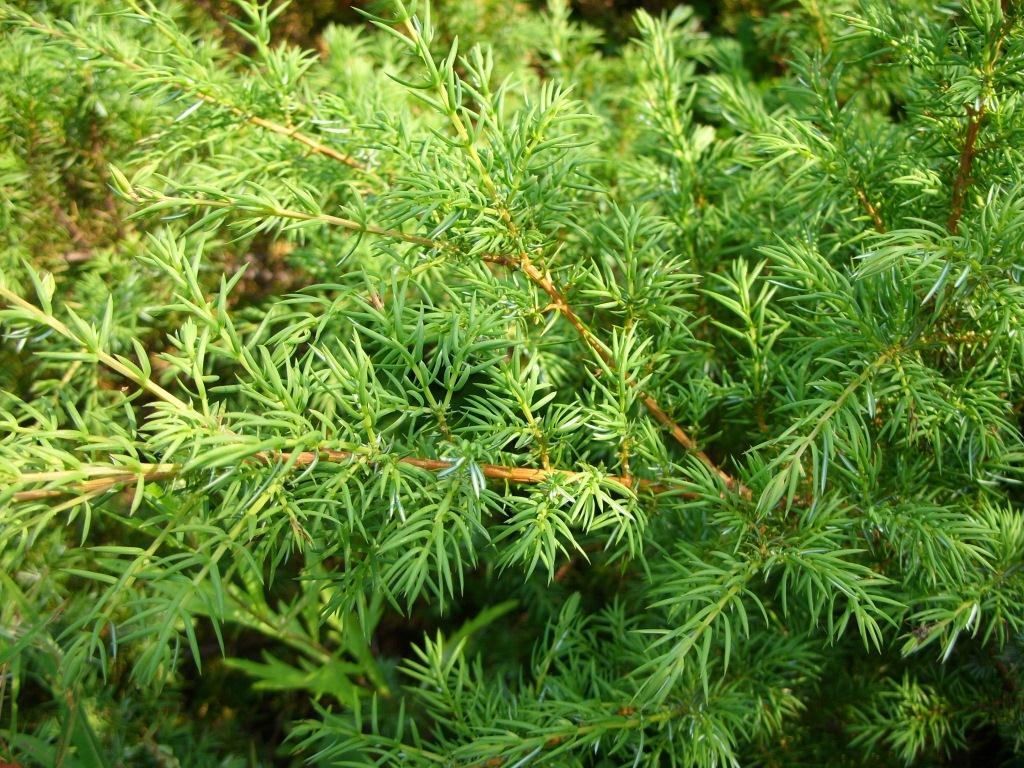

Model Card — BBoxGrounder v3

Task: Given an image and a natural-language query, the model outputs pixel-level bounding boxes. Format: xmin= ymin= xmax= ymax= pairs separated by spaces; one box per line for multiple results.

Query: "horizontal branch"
xmin=13 ymin=466 xmax=179 ymax=502
xmin=0 ymin=285 xmax=725 ymax=507
xmin=464 ymin=702 xmax=692 ymax=767
xmin=132 ymin=191 xmax=440 ymax=248
xmin=11 ymin=448 xmax=690 ymax=504
xmin=130 ymin=191 xmax=527 ymax=271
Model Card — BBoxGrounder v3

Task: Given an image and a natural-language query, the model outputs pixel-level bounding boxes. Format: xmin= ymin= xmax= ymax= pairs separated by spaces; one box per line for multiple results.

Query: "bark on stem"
xmin=947 ymin=103 xmax=985 ymax=235
xmin=519 ymin=255 xmax=751 ymax=498
xmin=11 ymin=450 xmax=690 ymax=503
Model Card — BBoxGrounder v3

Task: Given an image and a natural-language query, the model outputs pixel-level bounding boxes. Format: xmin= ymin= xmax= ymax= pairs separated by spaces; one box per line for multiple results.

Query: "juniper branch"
xmin=5 ymin=2 xmax=1024 ymax=763
xmin=10 ymin=449 xmax=680 ymax=504
xmin=125 ymin=185 xmax=748 ymax=495
xmin=4 ymin=10 xmax=372 ymax=176
xmin=946 ymin=8 xmax=1012 ymax=234
xmin=393 ymin=2 xmax=745 ymax=495
xmin=947 ymin=103 xmax=985 ymax=234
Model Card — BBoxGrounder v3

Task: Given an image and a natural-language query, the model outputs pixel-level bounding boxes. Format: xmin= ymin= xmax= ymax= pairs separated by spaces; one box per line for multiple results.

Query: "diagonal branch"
xmin=391 ymin=3 xmax=747 ymax=497
xmin=0 ymin=286 xmax=192 ymax=413
xmin=519 ymin=257 xmax=748 ymax=496
xmin=855 ymin=186 xmax=886 ymax=233
xmin=125 ymin=181 xmax=749 ymax=497
xmin=10 ymin=13 xmax=372 ymax=176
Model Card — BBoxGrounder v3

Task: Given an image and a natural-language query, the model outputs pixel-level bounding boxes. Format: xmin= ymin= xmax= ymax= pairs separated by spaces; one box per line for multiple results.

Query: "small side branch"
xmin=945 ymin=8 xmax=1010 ymax=233
xmin=15 ymin=14 xmax=371 ymax=175
xmin=855 ymin=187 xmax=886 ymax=233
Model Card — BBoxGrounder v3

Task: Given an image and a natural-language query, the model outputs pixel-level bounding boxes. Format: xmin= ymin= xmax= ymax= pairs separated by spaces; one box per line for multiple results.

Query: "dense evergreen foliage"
xmin=1 ymin=0 xmax=1023 ymax=765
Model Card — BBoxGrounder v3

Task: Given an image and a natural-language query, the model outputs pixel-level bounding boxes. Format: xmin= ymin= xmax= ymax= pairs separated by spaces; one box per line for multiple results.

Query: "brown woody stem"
xmin=855 ymin=187 xmax=886 ymax=233
xmin=11 ymin=449 xmax=687 ymax=504
xmin=18 ymin=15 xmax=371 ymax=175
xmin=519 ymin=255 xmax=750 ymax=497
xmin=946 ymin=103 xmax=985 ymax=235
xmin=946 ymin=9 xmax=1011 ymax=234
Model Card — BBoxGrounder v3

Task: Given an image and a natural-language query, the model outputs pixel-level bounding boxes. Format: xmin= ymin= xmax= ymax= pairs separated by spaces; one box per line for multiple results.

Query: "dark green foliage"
xmin=1 ymin=0 xmax=1023 ymax=765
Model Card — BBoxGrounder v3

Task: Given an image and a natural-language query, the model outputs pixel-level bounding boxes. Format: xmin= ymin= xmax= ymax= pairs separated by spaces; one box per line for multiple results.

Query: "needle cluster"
xmin=1 ymin=1 xmax=1023 ymax=765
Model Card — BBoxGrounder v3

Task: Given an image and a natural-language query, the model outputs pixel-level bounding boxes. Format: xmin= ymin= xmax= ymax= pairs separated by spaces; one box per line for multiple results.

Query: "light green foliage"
xmin=1 ymin=0 xmax=1023 ymax=765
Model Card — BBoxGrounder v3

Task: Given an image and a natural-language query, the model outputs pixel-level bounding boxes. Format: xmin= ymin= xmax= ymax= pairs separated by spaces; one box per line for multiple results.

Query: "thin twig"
xmin=520 ymin=256 xmax=750 ymax=497
xmin=946 ymin=103 xmax=985 ymax=235
xmin=14 ymin=14 xmax=372 ymax=176
xmin=855 ymin=187 xmax=886 ymax=233
xmin=946 ymin=10 xmax=1010 ymax=234
xmin=0 ymin=286 xmax=192 ymax=413
xmin=10 ymin=449 xmax=690 ymax=504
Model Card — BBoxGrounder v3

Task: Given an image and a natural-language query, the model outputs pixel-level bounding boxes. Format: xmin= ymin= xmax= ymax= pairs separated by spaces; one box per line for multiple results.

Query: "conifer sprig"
xmin=2 ymin=0 xmax=1023 ymax=765
xmin=1 ymin=6 xmax=373 ymax=175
